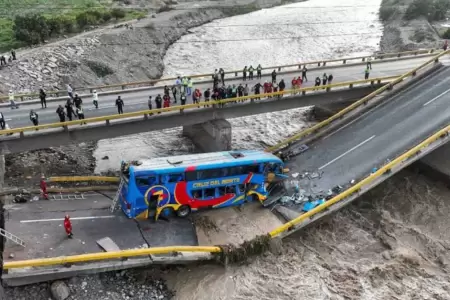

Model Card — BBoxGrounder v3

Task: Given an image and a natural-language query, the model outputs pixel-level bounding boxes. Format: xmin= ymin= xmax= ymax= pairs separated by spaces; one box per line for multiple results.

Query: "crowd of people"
xmin=0 ymin=60 xmax=377 ymax=129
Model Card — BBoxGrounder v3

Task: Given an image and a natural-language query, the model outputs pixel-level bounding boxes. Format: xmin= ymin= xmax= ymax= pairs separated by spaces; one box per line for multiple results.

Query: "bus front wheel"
xmin=176 ymin=205 xmax=191 ymax=218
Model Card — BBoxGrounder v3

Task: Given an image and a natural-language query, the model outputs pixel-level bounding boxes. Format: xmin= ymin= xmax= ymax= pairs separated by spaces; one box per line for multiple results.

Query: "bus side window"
xmin=148 ymin=176 xmax=158 ymax=186
xmin=192 ymin=190 xmax=202 ymax=199
xmin=218 ymin=186 xmax=227 ymax=196
xmin=136 ymin=177 xmax=150 ymax=187
xmin=204 ymin=188 xmax=215 ymax=199
xmin=168 ymin=173 xmax=184 ymax=183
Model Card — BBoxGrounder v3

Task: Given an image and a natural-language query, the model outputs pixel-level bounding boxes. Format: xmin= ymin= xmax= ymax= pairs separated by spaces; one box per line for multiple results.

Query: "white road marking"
xmin=318 ymin=135 xmax=376 ymax=170
xmin=20 ymin=215 xmax=115 ymax=223
xmin=423 ymin=89 xmax=450 ymax=106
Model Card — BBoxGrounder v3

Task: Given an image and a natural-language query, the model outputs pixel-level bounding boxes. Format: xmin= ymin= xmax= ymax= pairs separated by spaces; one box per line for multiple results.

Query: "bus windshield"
xmin=117 ymin=150 xmax=286 ymax=220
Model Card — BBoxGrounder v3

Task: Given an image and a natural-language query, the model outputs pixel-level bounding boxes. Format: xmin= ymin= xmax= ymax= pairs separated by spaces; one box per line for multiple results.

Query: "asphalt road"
xmin=285 ymin=65 xmax=450 ymax=205
xmin=1 ymin=57 xmax=431 ymax=129
xmin=4 ymin=192 xmax=198 ymax=260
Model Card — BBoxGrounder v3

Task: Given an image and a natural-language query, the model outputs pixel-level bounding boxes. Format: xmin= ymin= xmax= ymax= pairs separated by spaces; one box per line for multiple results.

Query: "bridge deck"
xmin=3 ymin=57 xmax=430 ymax=129
xmin=278 ymin=65 xmax=450 ymax=216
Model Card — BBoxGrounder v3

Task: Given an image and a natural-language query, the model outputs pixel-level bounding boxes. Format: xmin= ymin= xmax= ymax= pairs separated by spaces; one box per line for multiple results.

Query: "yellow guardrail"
xmin=3 ymin=246 xmax=221 ymax=269
xmin=0 ymin=48 xmax=439 ymax=102
xmin=48 ymin=176 xmax=120 ymax=183
xmin=269 ymin=122 xmax=450 ymax=238
xmin=266 ymin=49 xmax=450 ymax=153
xmin=0 ymin=76 xmax=397 ymax=136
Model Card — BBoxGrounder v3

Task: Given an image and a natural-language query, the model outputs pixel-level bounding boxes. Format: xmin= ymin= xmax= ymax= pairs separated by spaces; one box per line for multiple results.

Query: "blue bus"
xmin=119 ymin=150 xmax=287 ymax=220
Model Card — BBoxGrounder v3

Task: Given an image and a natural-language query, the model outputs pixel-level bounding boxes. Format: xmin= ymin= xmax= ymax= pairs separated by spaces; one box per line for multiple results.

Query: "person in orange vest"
xmin=40 ymin=175 xmax=48 ymax=200
xmin=64 ymin=215 xmax=73 ymax=238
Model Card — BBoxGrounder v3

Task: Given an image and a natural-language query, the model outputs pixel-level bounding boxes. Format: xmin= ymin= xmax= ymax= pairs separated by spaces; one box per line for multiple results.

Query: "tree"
xmin=111 ymin=8 xmax=126 ymax=19
xmin=47 ymin=17 xmax=63 ymax=37
xmin=13 ymin=14 xmax=49 ymax=45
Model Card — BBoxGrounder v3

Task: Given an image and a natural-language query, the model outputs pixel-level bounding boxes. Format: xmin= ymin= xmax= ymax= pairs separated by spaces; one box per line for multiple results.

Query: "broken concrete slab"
xmin=96 ymin=237 xmax=121 ymax=252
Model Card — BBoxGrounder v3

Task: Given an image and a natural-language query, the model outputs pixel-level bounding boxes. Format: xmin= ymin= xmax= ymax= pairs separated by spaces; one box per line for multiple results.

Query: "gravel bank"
xmin=379 ymin=0 xmax=442 ymax=52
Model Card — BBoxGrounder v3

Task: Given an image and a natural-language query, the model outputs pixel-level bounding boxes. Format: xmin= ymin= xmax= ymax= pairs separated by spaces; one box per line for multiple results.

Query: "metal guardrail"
xmin=265 ymin=50 xmax=450 ymax=153
xmin=3 ymin=246 xmax=221 ymax=269
xmin=0 ymin=48 xmax=440 ymax=102
xmin=0 ymin=76 xmax=397 ymax=137
xmin=268 ymin=122 xmax=450 ymax=238
xmin=48 ymin=176 xmax=120 ymax=183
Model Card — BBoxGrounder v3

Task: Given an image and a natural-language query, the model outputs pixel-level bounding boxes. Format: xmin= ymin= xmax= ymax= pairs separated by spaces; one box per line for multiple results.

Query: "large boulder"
xmin=50 ymin=281 xmax=70 ymax=300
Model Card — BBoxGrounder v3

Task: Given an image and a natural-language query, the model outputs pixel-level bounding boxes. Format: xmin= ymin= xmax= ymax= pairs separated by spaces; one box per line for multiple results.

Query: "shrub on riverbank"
xmin=0 ymin=7 xmax=145 ymax=51
xmin=404 ymin=0 xmax=450 ymax=21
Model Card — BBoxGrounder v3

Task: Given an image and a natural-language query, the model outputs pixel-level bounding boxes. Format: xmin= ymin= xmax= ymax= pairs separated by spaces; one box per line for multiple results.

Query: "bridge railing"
xmin=265 ymin=49 xmax=450 ymax=153
xmin=47 ymin=176 xmax=120 ymax=183
xmin=5 ymin=121 xmax=450 ymax=270
xmin=0 ymin=76 xmax=397 ymax=137
xmin=0 ymin=48 xmax=439 ymax=103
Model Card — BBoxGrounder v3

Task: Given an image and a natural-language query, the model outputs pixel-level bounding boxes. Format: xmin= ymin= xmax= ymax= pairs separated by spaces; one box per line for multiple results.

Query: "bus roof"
xmin=130 ymin=150 xmax=282 ymax=174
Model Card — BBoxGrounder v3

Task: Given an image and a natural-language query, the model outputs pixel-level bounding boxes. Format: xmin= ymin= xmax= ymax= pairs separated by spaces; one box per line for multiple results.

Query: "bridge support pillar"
xmin=310 ymin=101 xmax=355 ymax=121
xmin=183 ymin=119 xmax=232 ymax=152
xmin=416 ymin=143 xmax=450 ymax=181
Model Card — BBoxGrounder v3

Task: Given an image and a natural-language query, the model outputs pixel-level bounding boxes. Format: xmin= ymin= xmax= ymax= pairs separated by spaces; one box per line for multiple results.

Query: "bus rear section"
xmin=118 ymin=161 xmax=146 ymax=219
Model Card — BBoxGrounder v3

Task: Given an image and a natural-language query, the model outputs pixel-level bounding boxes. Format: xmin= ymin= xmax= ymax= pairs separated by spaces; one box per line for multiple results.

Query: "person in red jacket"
xmin=291 ymin=77 xmax=298 ymax=94
xmin=40 ymin=175 xmax=48 ymax=200
xmin=64 ymin=215 xmax=73 ymax=238
xmin=163 ymin=94 xmax=171 ymax=108
xmin=193 ymin=88 xmax=201 ymax=105
xmin=263 ymin=81 xmax=270 ymax=95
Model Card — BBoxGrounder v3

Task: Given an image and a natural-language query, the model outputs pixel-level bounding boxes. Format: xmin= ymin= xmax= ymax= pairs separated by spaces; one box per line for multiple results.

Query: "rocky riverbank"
xmin=379 ymin=0 xmax=443 ymax=52
xmin=0 ymin=0 xmax=299 ymax=95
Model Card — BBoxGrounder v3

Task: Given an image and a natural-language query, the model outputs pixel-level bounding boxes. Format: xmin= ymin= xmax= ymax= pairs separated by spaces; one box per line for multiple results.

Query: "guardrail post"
xmin=19 ymin=132 xmax=24 ymax=138
xmin=278 ymin=67 xmax=281 ymax=71
xmin=435 ymin=58 xmax=439 ymax=63
xmin=298 ymin=65 xmax=302 ymax=69
xmin=302 ymin=90 xmax=306 ymax=95
xmin=343 ymin=59 xmax=346 ymax=64
xmin=370 ymin=80 xmax=374 ymax=85
xmin=106 ymin=120 xmax=110 ymax=126
xmin=90 ymin=88 xmax=93 ymax=93
xmin=397 ymin=54 xmax=401 ymax=57
xmin=121 ymin=85 xmax=125 ymax=90
xmin=144 ymin=114 xmax=148 ymax=120
xmin=412 ymin=71 xmax=417 ymax=76
xmin=323 ymin=62 xmax=326 ymax=66
xmin=63 ymin=125 xmax=68 ymax=132
xmin=377 ymin=79 xmax=381 ymax=84
xmin=235 ymin=72 xmax=238 ymax=77
xmin=387 ymin=84 xmax=393 ymax=90
xmin=317 ymin=62 xmax=321 ymax=66
xmin=326 ymin=87 xmax=330 ymax=92
xmin=362 ymin=57 xmax=365 ymax=62
xmin=430 ymin=49 xmax=435 ymax=53
xmin=20 ymin=96 xmax=24 ymax=102
xmin=414 ymin=51 xmax=418 ymax=55
xmin=349 ymin=83 xmax=353 ymax=88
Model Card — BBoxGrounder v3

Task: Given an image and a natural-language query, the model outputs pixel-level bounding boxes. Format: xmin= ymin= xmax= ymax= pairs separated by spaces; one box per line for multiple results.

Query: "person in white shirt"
xmin=92 ymin=90 xmax=99 ymax=108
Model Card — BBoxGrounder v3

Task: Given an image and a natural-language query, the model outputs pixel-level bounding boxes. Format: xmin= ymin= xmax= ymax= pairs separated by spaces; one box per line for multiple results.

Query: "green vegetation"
xmin=379 ymin=6 xmax=399 ymax=21
xmin=442 ymin=28 xmax=450 ymax=39
xmin=0 ymin=0 xmax=147 ymax=51
xmin=404 ymin=0 xmax=450 ymax=21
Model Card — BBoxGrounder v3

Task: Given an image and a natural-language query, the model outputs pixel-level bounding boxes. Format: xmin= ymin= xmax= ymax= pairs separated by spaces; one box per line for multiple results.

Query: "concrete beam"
xmin=0 ymin=86 xmax=380 ymax=154
xmin=183 ymin=119 xmax=232 ymax=152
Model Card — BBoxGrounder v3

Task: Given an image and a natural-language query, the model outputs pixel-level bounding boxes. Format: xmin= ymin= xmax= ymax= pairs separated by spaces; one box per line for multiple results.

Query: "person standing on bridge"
xmin=243 ymin=66 xmax=248 ymax=81
xmin=64 ymin=215 xmax=73 ymax=238
xmin=204 ymin=88 xmax=211 ymax=107
xmin=248 ymin=65 xmax=254 ymax=80
xmin=271 ymin=70 xmax=277 ymax=83
xmin=182 ymin=76 xmax=188 ymax=94
xmin=219 ymin=68 xmax=225 ymax=85
xmin=11 ymin=49 xmax=16 ymax=61
xmin=322 ymin=73 xmax=328 ymax=86
xmin=301 ymin=66 xmax=308 ymax=82
xmin=328 ymin=74 xmax=333 ymax=85
xmin=163 ymin=93 xmax=171 ymax=108
xmin=164 ymin=85 xmax=170 ymax=97
xmin=243 ymin=84 xmax=249 ymax=98
xmin=9 ymin=90 xmax=18 ymax=109
xmin=56 ymin=105 xmax=66 ymax=122
xmin=73 ymin=94 xmax=82 ymax=110
xmin=237 ymin=83 xmax=244 ymax=100
xmin=179 ymin=92 xmax=187 ymax=112
xmin=364 ymin=67 xmax=370 ymax=80
xmin=171 ymin=85 xmax=178 ymax=104
xmin=187 ymin=78 xmax=193 ymax=96
xmin=65 ymin=99 xmax=74 ymax=121
xmin=39 ymin=88 xmax=47 ymax=108
xmin=155 ymin=94 xmax=162 ymax=113
xmin=0 ymin=112 xmax=5 ymax=130
xmin=77 ymin=106 xmax=86 ymax=124
xmin=253 ymin=82 xmax=262 ymax=100
xmin=67 ymin=84 xmax=74 ymax=100
xmin=116 ymin=96 xmax=124 ymax=114
xmin=29 ymin=109 xmax=38 ymax=127
xmin=257 ymin=64 xmax=262 ymax=79
xmin=92 ymin=90 xmax=99 ymax=109
xmin=175 ymin=76 xmax=182 ymax=95
xmin=314 ymin=76 xmax=321 ymax=88
xmin=367 ymin=57 xmax=372 ymax=70
xmin=40 ymin=175 xmax=48 ymax=200
xmin=279 ymin=79 xmax=286 ymax=94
